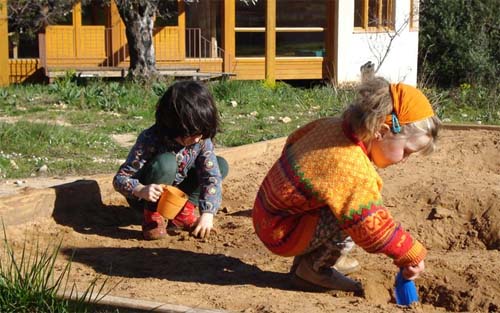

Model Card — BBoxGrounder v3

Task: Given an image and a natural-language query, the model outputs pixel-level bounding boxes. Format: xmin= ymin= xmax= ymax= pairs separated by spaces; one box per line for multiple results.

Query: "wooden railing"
xmin=39 ymin=26 xmax=223 ymax=70
xmin=185 ymin=28 xmax=224 ymax=59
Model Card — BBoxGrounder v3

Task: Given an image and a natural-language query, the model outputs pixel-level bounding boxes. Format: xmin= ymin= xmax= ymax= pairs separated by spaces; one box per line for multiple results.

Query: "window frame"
xmin=409 ymin=0 xmax=419 ymax=31
xmin=354 ymin=0 xmax=395 ymax=32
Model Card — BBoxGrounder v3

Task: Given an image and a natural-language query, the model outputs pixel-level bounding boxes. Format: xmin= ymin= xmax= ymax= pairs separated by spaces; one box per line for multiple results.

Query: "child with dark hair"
xmin=113 ymin=80 xmax=229 ymax=240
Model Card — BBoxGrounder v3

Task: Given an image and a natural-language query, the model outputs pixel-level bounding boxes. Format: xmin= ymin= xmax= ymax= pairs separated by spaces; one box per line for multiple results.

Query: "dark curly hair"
xmin=155 ymin=80 xmax=220 ymax=139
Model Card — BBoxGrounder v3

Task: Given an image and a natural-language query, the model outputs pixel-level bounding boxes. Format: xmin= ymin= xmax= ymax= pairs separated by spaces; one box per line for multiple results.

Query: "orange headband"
xmin=386 ymin=83 xmax=435 ymax=127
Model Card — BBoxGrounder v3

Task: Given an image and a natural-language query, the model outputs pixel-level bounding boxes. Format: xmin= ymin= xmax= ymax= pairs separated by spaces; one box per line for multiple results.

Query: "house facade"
xmin=1 ymin=0 xmax=420 ymax=86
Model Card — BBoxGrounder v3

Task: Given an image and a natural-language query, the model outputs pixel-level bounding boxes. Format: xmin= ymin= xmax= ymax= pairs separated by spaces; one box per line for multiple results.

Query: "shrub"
xmin=419 ymin=0 xmax=500 ymax=87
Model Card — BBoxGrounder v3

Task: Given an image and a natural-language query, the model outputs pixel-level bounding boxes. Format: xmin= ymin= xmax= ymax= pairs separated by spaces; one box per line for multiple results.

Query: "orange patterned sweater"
xmin=252 ymin=117 xmax=426 ymax=267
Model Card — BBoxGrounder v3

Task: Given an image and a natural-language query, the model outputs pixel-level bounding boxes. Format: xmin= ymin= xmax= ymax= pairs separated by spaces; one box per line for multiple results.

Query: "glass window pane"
xmin=236 ymin=1 xmax=265 ymax=27
xmin=354 ymin=0 xmax=364 ymax=27
xmin=185 ymin=1 xmax=220 ymax=38
xmin=368 ymin=0 xmax=378 ymax=27
xmin=381 ymin=0 xmax=393 ymax=27
xmin=236 ymin=32 xmax=264 ymax=57
xmin=277 ymin=32 xmax=324 ymax=57
xmin=277 ymin=0 xmax=325 ymax=28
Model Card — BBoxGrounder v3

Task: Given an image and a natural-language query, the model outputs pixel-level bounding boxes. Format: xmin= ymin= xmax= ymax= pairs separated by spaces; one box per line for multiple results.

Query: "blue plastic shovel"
xmin=394 ymin=270 xmax=419 ymax=306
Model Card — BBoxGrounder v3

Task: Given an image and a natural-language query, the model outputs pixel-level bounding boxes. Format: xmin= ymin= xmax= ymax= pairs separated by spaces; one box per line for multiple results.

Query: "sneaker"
xmin=142 ymin=210 xmax=167 ymax=240
xmin=168 ymin=200 xmax=198 ymax=231
xmin=292 ymin=254 xmax=362 ymax=293
xmin=333 ymin=254 xmax=361 ymax=275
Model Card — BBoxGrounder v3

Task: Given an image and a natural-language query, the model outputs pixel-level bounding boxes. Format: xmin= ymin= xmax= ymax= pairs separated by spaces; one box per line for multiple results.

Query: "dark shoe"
xmin=293 ymin=254 xmax=362 ymax=293
xmin=169 ymin=201 xmax=198 ymax=231
xmin=142 ymin=210 xmax=167 ymax=240
xmin=290 ymin=255 xmax=304 ymax=274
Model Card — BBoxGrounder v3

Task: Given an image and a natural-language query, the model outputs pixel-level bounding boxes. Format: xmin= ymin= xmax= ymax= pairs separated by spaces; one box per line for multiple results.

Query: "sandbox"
xmin=1 ymin=125 xmax=499 ymax=313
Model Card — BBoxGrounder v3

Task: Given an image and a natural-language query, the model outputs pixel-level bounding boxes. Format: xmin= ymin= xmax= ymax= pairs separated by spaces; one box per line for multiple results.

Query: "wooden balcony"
xmin=38 ymin=26 xmax=228 ymax=81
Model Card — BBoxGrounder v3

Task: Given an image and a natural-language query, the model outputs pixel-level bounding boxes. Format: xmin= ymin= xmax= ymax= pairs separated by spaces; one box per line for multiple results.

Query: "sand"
xmin=2 ymin=126 xmax=499 ymax=313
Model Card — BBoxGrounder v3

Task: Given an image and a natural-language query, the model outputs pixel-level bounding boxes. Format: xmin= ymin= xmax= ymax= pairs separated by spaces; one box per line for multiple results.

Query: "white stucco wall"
xmin=336 ymin=0 xmax=419 ymax=86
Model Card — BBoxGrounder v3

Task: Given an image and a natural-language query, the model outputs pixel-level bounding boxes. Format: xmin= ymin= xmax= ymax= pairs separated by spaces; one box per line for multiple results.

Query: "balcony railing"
xmin=39 ymin=27 xmax=224 ymax=70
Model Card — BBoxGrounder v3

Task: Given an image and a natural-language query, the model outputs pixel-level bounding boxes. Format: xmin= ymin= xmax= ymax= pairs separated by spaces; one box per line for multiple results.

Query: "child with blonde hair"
xmin=252 ymin=76 xmax=441 ymax=292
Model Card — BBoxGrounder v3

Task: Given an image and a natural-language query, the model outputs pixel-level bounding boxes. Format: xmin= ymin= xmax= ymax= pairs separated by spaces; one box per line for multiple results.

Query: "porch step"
xmin=45 ymin=66 xmax=233 ymax=81
xmin=172 ymin=71 xmax=236 ymax=81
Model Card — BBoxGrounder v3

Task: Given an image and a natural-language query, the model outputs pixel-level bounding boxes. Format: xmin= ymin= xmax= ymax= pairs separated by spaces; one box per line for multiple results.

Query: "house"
xmin=1 ymin=0 xmax=420 ymax=86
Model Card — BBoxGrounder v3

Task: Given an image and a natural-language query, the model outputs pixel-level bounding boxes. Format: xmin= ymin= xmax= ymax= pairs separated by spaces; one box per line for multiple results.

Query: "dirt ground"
xmin=2 ymin=127 xmax=500 ymax=313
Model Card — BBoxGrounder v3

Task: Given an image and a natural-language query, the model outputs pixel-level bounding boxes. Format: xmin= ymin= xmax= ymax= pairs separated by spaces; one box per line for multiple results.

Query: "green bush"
xmin=419 ymin=0 xmax=500 ymax=87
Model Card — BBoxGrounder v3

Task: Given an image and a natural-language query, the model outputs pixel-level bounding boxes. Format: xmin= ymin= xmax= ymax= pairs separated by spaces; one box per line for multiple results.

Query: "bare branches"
xmin=368 ymin=18 xmax=410 ymax=73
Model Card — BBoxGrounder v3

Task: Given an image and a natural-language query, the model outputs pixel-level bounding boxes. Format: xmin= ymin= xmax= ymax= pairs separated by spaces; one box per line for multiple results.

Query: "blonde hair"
xmin=342 ymin=77 xmax=393 ymax=141
xmin=400 ymin=115 xmax=442 ymax=155
xmin=342 ymin=76 xmax=442 ymax=154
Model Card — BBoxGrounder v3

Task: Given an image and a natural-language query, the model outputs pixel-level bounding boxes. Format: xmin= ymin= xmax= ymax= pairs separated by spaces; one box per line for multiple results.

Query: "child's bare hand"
xmin=133 ymin=184 xmax=164 ymax=202
xmin=402 ymin=260 xmax=425 ymax=280
xmin=192 ymin=212 xmax=214 ymax=238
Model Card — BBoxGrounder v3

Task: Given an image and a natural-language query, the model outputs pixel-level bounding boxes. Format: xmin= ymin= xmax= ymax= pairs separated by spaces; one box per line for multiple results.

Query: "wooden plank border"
xmin=440 ymin=123 xmax=500 ymax=132
xmin=57 ymin=291 xmax=229 ymax=313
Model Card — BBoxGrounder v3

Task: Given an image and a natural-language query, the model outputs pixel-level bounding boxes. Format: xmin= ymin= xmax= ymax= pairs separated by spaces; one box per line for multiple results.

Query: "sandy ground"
xmin=2 ymin=127 xmax=500 ymax=313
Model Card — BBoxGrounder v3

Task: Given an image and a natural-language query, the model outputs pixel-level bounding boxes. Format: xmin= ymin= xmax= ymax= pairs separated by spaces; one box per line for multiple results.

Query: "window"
xmin=235 ymin=0 xmax=325 ymax=57
xmin=276 ymin=0 xmax=325 ymax=57
xmin=354 ymin=0 xmax=395 ymax=30
xmin=235 ymin=0 xmax=264 ymax=56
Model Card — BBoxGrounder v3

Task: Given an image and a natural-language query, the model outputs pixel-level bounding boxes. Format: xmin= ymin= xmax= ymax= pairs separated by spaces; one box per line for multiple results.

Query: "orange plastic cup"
xmin=157 ymin=185 xmax=188 ymax=219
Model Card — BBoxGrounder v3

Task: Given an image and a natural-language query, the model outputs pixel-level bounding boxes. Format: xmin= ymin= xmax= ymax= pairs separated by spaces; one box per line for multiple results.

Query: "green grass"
xmin=0 ymin=121 xmax=127 ymax=179
xmin=0 ymin=226 xmax=110 ymax=313
xmin=0 ymin=77 xmax=498 ymax=179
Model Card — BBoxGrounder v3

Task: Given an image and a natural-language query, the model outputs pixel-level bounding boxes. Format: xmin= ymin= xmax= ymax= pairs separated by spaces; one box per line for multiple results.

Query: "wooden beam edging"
xmin=0 ymin=174 xmax=116 ymax=226
xmin=441 ymin=123 xmax=500 ymax=132
xmin=57 ymin=291 xmax=229 ymax=313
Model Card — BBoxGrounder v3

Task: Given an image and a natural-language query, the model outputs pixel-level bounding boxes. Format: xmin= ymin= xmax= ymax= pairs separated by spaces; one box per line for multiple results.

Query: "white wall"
xmin=336 ymin=0 xmax=418 ymax=86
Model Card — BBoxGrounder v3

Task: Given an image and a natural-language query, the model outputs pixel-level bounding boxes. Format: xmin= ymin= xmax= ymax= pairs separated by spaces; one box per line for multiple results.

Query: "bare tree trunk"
xmin=114 ymin=0 xmax=159 ymax=79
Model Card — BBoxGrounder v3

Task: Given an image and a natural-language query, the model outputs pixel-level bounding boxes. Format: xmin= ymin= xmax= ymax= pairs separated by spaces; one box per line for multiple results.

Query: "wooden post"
xmin=0 ymin=0 xmax=10 ymax=86
xmin=109 ymin=1 xmax=124 ymax=66
xmin=265 ymin=0 xmax=276 ymax=86
xmin=222 ymin=0 xmax=235 ymax=73
xmin=178 ymin=0 xmax=186 ymax=60
xmin=73 ymin=2 xmax=82 ymax=58
xmin=324 ymin=0 xmax=338 ymax=84
xmin=210 ymin=1 xmax=218 ymax=58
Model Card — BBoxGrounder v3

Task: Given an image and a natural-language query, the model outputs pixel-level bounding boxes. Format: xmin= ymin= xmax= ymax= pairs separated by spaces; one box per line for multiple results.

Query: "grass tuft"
xmin=0 ymin=224 xmax=111 ymax=313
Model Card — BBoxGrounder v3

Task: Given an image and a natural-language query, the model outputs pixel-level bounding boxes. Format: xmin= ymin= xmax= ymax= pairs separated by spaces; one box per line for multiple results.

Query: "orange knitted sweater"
xmin=252 ymin=117 xmax=427 ymax=267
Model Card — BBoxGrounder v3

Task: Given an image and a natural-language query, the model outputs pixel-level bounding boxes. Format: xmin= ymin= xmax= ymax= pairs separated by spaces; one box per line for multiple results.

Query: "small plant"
xmin=0 ymin=224 xmax=111 ymax=312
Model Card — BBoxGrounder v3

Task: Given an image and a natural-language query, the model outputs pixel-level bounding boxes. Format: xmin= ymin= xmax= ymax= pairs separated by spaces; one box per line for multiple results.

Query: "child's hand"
xmin=192 ymin=212 xmax=214 ymax=238
xmin=402 ymin=260 xmax=425 ymax=280
xmin=133 ymin=184 xmax=164 ymax=202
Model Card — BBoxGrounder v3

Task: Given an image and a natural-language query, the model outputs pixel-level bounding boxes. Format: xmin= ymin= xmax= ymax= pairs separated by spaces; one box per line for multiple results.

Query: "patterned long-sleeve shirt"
xmin=252 ymin=117 xmax=427 ymax=267
xmin=113 ymin=125 xmax=223 ymax=214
